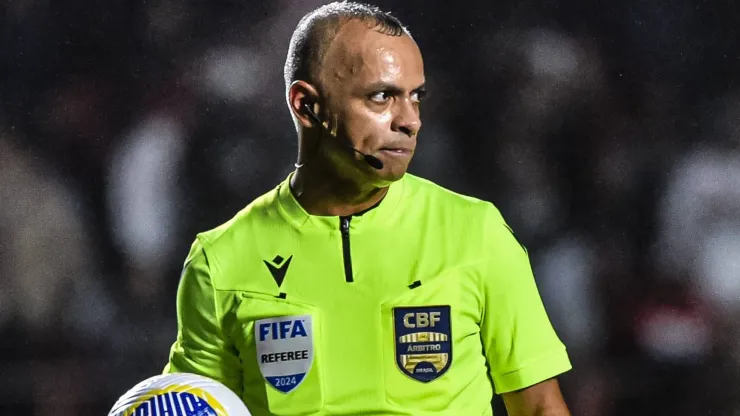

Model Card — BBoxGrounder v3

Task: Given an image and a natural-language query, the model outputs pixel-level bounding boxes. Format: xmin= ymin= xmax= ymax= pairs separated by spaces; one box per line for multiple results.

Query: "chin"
xmin=373 ymin=167 xmax=407 ymax=186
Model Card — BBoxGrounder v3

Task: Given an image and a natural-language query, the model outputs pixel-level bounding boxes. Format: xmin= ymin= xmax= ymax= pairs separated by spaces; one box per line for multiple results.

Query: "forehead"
xmin=321 ymin=20 xmax=424 ymax=91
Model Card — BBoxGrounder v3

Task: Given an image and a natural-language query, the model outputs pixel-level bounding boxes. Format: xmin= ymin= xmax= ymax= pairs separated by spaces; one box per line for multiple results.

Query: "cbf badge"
xmin=393 ymin=306 xmax=452 ymax=382
xmin=255 ymin=315 xmax=313 ymax=393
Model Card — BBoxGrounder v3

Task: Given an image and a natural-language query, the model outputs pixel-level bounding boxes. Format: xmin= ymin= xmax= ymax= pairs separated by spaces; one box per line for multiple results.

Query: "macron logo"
xmin=263 ymin=255 xmax=293 ymax=287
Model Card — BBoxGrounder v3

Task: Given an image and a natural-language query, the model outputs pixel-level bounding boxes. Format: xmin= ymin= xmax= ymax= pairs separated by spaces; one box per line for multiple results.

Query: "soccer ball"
xmin=108 ymin=373 xmax=251 ymax=416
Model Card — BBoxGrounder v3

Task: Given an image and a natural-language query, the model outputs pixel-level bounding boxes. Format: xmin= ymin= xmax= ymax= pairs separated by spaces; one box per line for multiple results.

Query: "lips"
xmin=379 ymin=149 xmax=412 ymax=159
xmin=379 ymin=146 xmax=413 ymax=154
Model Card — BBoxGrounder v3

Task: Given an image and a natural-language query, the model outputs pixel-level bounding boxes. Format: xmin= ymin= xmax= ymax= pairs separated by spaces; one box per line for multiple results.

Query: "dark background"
xmin=2 ymin=0 xmax=740 ymax=414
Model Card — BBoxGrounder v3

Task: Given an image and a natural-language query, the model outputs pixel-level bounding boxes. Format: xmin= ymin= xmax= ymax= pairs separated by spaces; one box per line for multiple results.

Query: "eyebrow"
xmin=366 ymin=82 xmax=426 ymax=95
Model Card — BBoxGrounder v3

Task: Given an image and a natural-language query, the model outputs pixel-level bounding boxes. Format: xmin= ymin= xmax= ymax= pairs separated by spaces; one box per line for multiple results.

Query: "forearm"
xmin=507 ymin=403 xmax=570 ymax=416
xmin=502 ymin=379 xmax=570 ymax=416
xmin=533 ymin=404 xmax=570 ymax=416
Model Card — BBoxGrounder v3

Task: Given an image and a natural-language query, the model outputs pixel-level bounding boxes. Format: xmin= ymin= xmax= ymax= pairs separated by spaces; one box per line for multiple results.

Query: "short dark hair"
xmin=284 ymin=1 xmax=411 ymax=92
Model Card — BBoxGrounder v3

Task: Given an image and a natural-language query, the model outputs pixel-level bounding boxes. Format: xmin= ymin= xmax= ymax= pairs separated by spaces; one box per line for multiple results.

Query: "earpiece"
xmin=302 ymin=103 xmax=322 ymax=126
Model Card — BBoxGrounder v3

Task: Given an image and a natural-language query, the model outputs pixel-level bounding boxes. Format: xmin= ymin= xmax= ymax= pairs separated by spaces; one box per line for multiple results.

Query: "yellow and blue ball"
xmin=108 ymin=373 xmax=251 ymax=416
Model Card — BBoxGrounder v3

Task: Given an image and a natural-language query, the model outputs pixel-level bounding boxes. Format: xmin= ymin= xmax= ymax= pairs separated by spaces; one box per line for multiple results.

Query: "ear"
xmin=288 ymin=80 xmax=321 ymax=129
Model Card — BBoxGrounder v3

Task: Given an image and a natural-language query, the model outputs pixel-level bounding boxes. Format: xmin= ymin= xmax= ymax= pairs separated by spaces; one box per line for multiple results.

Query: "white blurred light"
xmin=656 ymin=148 xmax=740 ymax=277
xmin=107 ymin=113 xmax=186 ymax=268
xmin=637 ymin=308 xmax=711 ymax=364
xmin=525 ymin=29 xmax=581 ymax=81
xmin=201 ymin=46 xmax=265 ymax=102
xmin=696 ymin=226 xmax=740 ymax=309
xmin=536 ymin=235 xmax=603 ymax=352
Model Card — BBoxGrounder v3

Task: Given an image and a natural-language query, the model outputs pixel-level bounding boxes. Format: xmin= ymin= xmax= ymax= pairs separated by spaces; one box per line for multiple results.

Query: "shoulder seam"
xmin=479 ymin=202 xmax=499 ymax=325
xmin=196 ymin=236 xmax=224 ymax=325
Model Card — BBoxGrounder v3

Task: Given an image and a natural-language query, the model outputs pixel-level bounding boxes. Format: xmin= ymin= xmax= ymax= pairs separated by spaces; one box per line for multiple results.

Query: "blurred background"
xmin=2 ymin=0 xmax=740 ymax=414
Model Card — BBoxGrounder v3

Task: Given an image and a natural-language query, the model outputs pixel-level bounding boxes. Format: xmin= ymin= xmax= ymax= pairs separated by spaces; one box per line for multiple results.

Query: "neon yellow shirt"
xmin=164 ymin=173 xmax=571 ymax=415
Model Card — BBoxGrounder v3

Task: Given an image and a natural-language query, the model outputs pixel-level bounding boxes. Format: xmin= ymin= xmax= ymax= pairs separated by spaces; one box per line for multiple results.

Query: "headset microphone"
xmin=302 ymin=103 xmax=384 ymax=170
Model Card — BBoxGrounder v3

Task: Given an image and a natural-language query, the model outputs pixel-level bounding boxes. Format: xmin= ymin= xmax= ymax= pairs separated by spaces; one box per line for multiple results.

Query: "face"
xmin=318 ymin=20 xmax=425 ymax=185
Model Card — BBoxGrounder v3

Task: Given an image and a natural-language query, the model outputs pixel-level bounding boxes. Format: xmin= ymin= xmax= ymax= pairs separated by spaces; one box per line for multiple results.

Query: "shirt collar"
xmin=276 ymin=172 xmax=405 ymax=231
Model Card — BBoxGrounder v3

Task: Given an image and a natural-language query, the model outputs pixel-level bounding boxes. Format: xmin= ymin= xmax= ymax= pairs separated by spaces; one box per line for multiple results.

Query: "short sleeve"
xmin=164 ymin=238 xmax=243 ymax=395
xmin=479 ymin=206 xmax=571 ymax=394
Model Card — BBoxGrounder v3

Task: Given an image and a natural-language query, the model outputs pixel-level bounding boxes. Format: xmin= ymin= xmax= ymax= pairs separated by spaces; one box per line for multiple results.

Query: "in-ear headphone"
xmin=302 ymin=103 xmax=323 ymax=127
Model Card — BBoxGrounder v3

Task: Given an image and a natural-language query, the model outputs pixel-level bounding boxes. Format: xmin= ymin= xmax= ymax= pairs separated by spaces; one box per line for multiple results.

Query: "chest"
xmin=226 ymin=271 xmax=488 ymax=415
xmin=216 ymin=227 xmax=489 ymax=414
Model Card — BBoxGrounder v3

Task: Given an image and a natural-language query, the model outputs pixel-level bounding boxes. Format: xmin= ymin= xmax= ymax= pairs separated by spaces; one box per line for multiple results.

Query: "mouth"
xmin=379 ymin=147 xmax=413 ymax=156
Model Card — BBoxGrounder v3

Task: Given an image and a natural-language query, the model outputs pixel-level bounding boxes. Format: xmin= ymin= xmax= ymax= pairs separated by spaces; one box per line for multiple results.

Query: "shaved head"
xmin=285 ymin=1 xmax=424 ymax=190
xmin=284 ymin=2 xmax=411 ymax=93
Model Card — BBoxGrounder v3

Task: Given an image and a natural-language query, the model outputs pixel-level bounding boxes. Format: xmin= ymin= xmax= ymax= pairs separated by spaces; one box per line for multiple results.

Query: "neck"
xmin=290 ymin=165 xmax=389 ymax=217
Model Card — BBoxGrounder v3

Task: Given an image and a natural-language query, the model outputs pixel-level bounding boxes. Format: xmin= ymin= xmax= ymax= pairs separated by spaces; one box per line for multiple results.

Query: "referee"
xmin=164 ymin=2 xmax=572 ymax=415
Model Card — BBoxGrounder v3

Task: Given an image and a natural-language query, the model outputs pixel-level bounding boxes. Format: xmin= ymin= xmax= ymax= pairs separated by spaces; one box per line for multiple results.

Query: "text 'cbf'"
xmin=403 ymin=311 xmax=442 ymax=328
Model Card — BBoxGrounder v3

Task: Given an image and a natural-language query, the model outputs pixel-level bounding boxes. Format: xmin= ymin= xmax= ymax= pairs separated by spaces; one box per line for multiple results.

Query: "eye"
xmin=411 ymin=90 xmax=427 ymax=103
xmin=369 ymin=91 xmax=391 ymax=104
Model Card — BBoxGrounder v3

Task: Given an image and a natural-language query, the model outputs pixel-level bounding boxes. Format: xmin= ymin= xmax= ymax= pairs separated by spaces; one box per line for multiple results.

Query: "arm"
xmin=164 ymin=238 xmax=243 ymax=395
xmin=479 ymin=207 xmax=571 ymax=414
xmin=502 ymin=378 xmax=570 ymax=416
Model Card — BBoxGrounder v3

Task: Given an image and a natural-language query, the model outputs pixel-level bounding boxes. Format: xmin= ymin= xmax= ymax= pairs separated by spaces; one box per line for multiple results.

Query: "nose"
xmin=391 ymin=98 xmax=422 ymax=137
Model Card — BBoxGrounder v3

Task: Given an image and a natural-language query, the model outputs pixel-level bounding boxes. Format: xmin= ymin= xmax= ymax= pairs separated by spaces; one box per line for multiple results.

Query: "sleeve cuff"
xmin=492 ymin=348 xmax=572 ymax=394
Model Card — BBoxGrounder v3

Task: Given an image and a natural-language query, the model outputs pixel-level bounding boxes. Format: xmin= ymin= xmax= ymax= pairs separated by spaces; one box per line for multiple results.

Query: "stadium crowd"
xmin=2 ymin=0 xmax=740 ymax=414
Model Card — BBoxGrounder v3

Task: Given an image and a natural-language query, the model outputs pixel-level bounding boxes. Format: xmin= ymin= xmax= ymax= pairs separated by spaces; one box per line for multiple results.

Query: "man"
xmin=165 ymin=2 xmax=572 ymax=415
